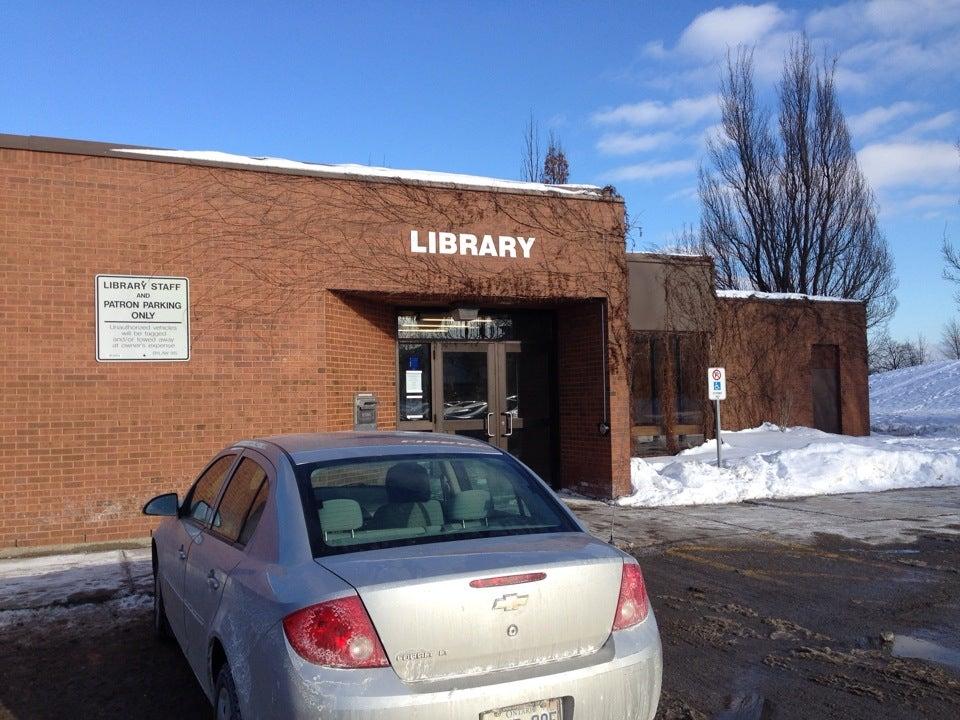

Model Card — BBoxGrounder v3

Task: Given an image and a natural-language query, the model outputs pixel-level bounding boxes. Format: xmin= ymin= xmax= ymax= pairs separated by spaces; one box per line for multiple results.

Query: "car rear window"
xmin=297 ymin=453 xmax=577 ymax=555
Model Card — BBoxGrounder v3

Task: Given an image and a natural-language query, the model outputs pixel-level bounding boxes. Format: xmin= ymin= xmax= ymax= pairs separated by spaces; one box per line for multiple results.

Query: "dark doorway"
xmin=396 ymin=310 xmax=558 ymax=486
xmin=811 ymin=344 xmax=841 ymax=434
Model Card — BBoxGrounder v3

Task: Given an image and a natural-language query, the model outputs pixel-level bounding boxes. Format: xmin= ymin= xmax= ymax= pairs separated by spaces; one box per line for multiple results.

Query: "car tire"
xmin=215 ymin=664 xmax=242 ymax=720
xmin=153 ymin=567 xmax=172 ymax=641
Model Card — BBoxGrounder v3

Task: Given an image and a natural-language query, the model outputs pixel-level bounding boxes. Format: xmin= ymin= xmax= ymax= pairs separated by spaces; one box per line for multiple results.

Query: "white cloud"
xmin=596 ymin=131 xmax=678 ymax=155
xmin=848 ymin=102 xmax=922 ymax=138
xmin=809 ymin=0 xmax=960 ymax=40
xmin=677 ymin=3 xmax=789 ymax=58
xmin=604 ymin=159 xmax=696 ymax=182
xmin=858 ymin=141 xmax=959 ymax=189
xmin=895 ymin=111 xmax=959 ymax=140
xmin=592 ymin=94 xmax=718 ymax=127
xmin=903 ymin=193 xmax=959 ymax=210
xmin=666 ymin=186 xmax=699 ymax=202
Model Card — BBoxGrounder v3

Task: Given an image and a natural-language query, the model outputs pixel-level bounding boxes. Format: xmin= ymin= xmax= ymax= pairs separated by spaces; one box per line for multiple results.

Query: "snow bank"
xmin=113 ymin=148 xmax=604 ymax=198
xmin=870 ymin=360 xmax=960 ymax=437
xmin=620 ymin=424 xmax=960 ymax=507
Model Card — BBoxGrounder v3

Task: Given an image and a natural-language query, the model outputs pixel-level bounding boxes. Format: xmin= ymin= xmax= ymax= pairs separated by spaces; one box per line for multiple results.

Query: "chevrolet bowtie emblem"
xmin=492 ymin=593 xmax=529 ymax=612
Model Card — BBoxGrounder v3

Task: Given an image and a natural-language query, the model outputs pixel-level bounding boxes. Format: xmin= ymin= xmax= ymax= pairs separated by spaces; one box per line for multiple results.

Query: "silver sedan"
xmin=144 ymin=432 xmax=662 ymax=719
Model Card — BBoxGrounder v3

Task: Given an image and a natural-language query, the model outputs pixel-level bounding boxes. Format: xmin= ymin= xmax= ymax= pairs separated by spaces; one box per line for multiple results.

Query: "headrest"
xmin=447 ymin=490 xmax=491 ymax=522
xmin=384 ymin=462 xmax=432 ymax=503
xmin=319 ymin=499 xmax=363 ymax=534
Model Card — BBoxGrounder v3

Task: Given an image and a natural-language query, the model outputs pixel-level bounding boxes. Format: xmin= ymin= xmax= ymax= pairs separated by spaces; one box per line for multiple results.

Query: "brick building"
xmin=0 ymin=134 xmax=869 ymax=551
xmin=627 ymin=254 xmax=869 ymax=456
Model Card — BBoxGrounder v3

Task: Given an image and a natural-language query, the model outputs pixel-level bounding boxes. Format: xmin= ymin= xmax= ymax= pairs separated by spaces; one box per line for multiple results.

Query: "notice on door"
xmin=95 ymin=275 xmax=190 ymax=361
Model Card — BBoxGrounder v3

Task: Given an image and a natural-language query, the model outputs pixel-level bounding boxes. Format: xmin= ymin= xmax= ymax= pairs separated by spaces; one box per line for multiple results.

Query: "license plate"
xmin=480 ymin=698 xmax=562 ymax=720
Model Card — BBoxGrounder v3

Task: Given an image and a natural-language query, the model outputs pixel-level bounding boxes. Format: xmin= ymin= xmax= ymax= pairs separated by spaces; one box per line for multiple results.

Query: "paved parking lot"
xmin=572 ymin=487 xmax=960 ymax=719
xmin=1 ymin=487 xmax=958 ymax=719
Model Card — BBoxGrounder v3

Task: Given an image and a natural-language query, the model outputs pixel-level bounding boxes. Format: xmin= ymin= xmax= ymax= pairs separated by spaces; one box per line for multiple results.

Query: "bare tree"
xmin=869 ymin=331 xmax=926 ymax=373
xmin=942 ymin=319 xmax=960 ymax=359
xmin=521 ymin=113 xmax=543 ymax=183
xmin=915 ymin=333 xmax=929 ymax=365
xmin=543 ymin=131 xmax=569 ymax=185
xmin=698 ymin=37 xmax=898 ymax=327
xmin=940 ymin=142 xmax=960 ymax=301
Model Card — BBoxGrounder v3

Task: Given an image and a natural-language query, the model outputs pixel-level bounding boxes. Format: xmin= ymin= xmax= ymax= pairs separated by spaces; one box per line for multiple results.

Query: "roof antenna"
xmin=608 ymin=501 xmax=618 ymax=545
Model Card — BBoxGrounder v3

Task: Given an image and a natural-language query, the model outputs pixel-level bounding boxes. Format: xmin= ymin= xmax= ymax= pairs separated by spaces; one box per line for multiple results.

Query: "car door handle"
xmin=178 ymin=545 xmax=187 ymax=561
xmin=206 ymin=570 xmax=220 ymax=591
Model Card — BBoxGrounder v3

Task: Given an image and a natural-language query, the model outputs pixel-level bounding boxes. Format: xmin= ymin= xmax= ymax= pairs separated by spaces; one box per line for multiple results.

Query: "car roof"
xmin=245 ymin=431 xmax=503 ymax=465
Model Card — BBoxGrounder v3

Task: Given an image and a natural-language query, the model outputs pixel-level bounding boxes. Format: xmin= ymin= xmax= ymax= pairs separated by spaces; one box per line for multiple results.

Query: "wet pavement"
xmin=570 ymin=487 xmax=960 ymax=719
xmin=0 ymin=487 xmax=957 ymax=719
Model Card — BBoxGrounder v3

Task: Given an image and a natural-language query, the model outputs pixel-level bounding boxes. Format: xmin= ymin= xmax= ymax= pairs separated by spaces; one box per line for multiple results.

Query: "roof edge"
xmin=0 ymin=133 xmax=623 ymax=203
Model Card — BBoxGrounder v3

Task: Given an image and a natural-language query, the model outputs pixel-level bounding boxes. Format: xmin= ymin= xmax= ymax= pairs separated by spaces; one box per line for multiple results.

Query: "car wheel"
xmin=215 ymin=664 xmax=242 ymax=720
xmin=153 ymin=567 xmax=172 ymax=641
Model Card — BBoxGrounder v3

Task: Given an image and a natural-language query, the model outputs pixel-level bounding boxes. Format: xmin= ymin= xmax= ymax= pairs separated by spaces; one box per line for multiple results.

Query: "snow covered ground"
xmin=620 ymin=424 xmax=960 ymax=507
xmin=621 ymin=361 xmax=960 ymax=507
xmin=0 ymin=548 xmax=151 ymax=631
xmin=870 ymin=360 xmax=960 ymax=436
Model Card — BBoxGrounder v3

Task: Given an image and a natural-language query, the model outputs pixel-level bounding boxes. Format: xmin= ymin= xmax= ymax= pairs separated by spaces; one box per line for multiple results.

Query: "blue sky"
xmin=2 ymin=1 xmax=957 ymax=342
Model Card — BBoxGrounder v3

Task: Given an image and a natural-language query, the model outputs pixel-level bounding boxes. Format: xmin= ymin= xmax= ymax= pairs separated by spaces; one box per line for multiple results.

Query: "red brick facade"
xmin=0 ymin=139 xmax=629 ymax=550
xmin=713 ymin=296 xmax=870 ymax=435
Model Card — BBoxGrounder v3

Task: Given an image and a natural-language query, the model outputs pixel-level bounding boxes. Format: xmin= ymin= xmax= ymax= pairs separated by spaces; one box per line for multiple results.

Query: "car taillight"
xmin=282 ymin=595 xmax=389 ymax=668
xmin=612 ymin=562 xmax=649 ymax=631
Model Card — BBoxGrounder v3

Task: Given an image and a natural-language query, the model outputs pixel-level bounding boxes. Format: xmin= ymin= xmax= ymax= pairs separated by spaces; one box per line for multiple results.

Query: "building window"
xmin=630 ymin=331 xmax=708 ymax=455
xmin=397 ymin=311 xmax=513 ymax=341
xmin=398 ymin=343 xmax=431 ymax=421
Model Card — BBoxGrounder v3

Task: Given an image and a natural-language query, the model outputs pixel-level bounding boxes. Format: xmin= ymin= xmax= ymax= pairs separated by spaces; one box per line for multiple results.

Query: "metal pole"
xmin=715 ymin=399 xmax=722 ymax=468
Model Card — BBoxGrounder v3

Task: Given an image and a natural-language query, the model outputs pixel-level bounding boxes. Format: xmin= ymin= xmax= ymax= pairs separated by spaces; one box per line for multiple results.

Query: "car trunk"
xmin=317 ymin=532 xmax=623 ymax=682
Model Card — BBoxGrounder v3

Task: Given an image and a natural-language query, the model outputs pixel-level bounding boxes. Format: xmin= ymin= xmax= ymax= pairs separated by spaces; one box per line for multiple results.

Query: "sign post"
xmin=707 ymin=367 xmax=727 ymax=467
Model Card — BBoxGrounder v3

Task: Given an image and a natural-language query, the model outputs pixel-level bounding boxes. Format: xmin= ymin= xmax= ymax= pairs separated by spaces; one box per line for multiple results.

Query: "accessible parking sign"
xmin=707 ymin=367 xmax=726 ymax=400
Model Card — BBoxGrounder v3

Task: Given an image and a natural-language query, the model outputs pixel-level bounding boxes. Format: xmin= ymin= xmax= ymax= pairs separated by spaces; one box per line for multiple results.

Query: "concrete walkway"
xmin=566 ymin=485 xmax=960 ymax=550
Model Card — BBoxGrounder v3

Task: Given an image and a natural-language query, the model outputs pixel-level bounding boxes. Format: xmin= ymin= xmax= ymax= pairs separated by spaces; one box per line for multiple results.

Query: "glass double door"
xmin=439 ymin=342 xmax=554 ymax=483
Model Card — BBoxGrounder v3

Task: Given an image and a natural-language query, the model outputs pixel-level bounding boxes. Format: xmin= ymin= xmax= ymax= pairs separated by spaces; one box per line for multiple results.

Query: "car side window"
xmin=185 ymin=455 xmax=236 ymax=525
xmin=211 ymin=457 xmax=268 ymax=544
xmin=237 ymin=479 xmax=269 ymax=546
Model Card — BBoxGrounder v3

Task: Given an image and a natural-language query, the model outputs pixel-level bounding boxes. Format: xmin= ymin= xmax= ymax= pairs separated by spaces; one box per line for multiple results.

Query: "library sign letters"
xmin=409 ymin=230 xmax=536 ymax=259
xmin=95 ymin=275 xmax=190 ymax=361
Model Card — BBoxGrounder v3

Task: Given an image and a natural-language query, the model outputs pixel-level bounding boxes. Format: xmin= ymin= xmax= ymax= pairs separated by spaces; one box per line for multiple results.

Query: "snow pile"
xmin=870 ymin=360 xmax=960 ymax=437
xmin=113 ymin=148 xmax=603 ymax=198
xmin=621 ymin=424 xmax=960 ymax=507
xmin=0 ymin=548 xmax=150 ymax=612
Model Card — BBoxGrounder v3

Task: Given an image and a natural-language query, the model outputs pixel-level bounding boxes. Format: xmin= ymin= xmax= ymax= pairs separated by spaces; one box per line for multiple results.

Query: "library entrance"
xmin=396 ymin=309 xmax=557 ymax=486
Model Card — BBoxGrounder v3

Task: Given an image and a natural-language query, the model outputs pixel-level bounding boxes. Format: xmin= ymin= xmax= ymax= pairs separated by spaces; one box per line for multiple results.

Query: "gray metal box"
xmin=354 ymin=392 xmax=378 ymax=430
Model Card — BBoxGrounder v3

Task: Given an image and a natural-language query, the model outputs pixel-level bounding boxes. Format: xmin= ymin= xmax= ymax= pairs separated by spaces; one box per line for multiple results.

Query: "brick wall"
xmin=556 ymin=300 xmax=632 ymax=497
xmin=323 ymin=292 xmax=397 ymax=429
xmin=713 ymin=297 xmax=870 ymax=435
xmin=0 ymin=143 xmax=629 ymax=549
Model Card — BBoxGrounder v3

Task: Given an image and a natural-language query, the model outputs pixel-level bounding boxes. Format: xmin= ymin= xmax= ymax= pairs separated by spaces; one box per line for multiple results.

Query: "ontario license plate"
xmin=480 ymin=698 xmax=562 ymax=720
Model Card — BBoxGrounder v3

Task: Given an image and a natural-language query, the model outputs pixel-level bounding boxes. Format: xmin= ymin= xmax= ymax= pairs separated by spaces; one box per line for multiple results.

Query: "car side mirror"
xmin=143 ymin=493 xmax=179 ymax=517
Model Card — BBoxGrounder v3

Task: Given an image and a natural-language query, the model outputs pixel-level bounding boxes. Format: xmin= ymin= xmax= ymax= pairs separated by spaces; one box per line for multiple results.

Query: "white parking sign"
xmin=707 ymin=367 xmax=726 ymax=400
xmin=96 ymin=275 xmax=190 ymax=361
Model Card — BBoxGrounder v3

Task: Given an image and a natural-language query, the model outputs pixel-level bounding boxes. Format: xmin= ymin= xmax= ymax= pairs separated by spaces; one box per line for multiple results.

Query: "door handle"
xmin=484 ymin=412 xmax=495 ymax=439
xmin=178 ymin=545 xmax=187 ymax=561
xmin=502 ymin=412 xmax=514 ymax=437
xmin=207 ymin=570 xmax=220 ymax=591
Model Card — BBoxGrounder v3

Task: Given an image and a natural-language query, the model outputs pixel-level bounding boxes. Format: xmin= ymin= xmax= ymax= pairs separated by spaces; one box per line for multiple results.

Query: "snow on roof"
xmin=716 ymin=289 xmax=860 ymax=304
xmin=111 ymin=148 xmax=607 ymax=199
xmin=629 ymin=250 xmax=710 ymax=260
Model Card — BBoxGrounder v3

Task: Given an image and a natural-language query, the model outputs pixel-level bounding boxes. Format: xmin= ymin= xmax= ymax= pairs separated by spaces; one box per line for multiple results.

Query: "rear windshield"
xmin=297 ymin=453 xmax=578 ymax=556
